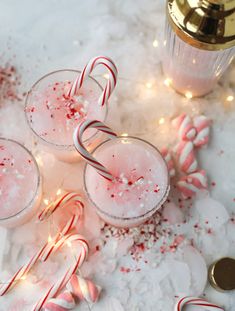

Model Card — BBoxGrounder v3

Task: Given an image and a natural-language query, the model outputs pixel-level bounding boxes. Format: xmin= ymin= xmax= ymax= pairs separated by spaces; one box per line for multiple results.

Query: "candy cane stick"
xmin=0 ymin=192 xmax=84 ymax=295
xmin=38 ymin=192 xmax=84 ymax=222
xmin=67 ymin=56 xmax=118 ymax=106
xmin=38 ymin=192 xmax=84 ymax=261
xmin=175 ymin=296 xmax=224 ymax=311
xmin=32 ymin=234 xmax=89 ymax=311
xmin=73 ymin=119 xmax=117 ymax=181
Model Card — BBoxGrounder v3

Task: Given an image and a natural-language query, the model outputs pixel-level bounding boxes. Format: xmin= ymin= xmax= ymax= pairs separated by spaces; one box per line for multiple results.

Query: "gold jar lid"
xmin=209 ymin=257 xmax=235 ymax=291
xmin=167 ymin=0 xmax=235 ymax=50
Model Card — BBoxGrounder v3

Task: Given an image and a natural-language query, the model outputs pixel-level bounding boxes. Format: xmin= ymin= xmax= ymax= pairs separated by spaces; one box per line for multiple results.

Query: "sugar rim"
xmin=0 ymin=138 xmax=41 ymax=221
xmin=84 ymin=136 xmax=170 ymax=222
xmin=25 ymin=69 xmax=108 ymax=150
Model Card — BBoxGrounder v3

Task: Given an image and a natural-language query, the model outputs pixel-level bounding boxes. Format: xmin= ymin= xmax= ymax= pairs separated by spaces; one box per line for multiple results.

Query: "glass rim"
xmin=24 ymin=69 xmax=108 ymax=150
xmin=0 ymin=137 xmax=41 ymax=221
xmin=84 ymin=135 xmax=170 ymax=222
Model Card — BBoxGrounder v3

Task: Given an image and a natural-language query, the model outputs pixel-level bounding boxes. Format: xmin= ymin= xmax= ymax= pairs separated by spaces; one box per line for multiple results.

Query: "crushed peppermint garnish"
xmin=0 ymin=64 xmax=24 ymax=105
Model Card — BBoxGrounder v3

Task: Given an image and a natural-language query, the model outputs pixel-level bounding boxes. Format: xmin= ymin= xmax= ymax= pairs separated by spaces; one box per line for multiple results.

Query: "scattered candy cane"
xmin=73 ymin=119 xmax=117 ymax=181
xmin=175 ymin=296 xmax=224 ymax=311
xmin=38 ymin=192 xmax=84 ymax=261
xmin=193 ymin=115 xmax=211 ymax=148
xmin=67 ymin=55 xmax=118 ymax=106
xmin=67 ymin=274 xmax=101 ymax=304
xmin=175 ymin=141 xmax=198 ymax=174
xmin=33 ymin=234 xmax=88 ymax=311
xmin=0 ymin=232 xmax=87 ymax=296
xmin=172 ymin=114 xmax=197 ymax=141
xmin=38 ymin=192 xmax=84 ymax=222
xmin=161 ymin=147 xmax=176 ymax=177
xmin=0 ymin=192 xmax=88 ymax=311
xmin=44 ymin=290 xmax=75 ymax=311
xmin=177 ymin=170 xmax=208 ymax=199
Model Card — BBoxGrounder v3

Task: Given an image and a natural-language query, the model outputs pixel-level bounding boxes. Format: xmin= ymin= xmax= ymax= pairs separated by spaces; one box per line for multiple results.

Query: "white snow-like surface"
xmin=0 ymin=1 xmax=235 ymax=310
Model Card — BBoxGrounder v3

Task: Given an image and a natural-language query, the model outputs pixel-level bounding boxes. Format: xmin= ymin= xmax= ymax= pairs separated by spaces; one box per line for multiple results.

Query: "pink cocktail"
xmin=0 ymin=138 xmax=42 ymax=227
xmin=25 ymin=56 xmax=117 ymax=162
xmin=84 ymin=136 xmax=170 ymax=228
xmin=25 ymin=70 xmax=107 ymax=162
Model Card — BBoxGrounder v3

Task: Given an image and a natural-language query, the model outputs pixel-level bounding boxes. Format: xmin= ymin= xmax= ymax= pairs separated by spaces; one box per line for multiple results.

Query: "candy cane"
xmin=73 ymin=119 xmax=117 ymax=181
xmin=38 ymin=192 xmax=84 ymax=222
xmin=67 ymin=274 xmax=101 ymax=304
xmin=177 ymin=170 xmax=208 ymax=199
xmin=175 ymin=296 xmax=224 ymax=311
xmin=172 ymin=114 xmax=197 ymax=142
xmin=0 ymin=192 xmax=86 ymax=304
xmin=193 ymin=115 xmax=211 ymax=148
xmin=44 ymin=290 xmax=75 ymax=311
xmin=161 ymin=147 xmax=176 ymax=177
xmin=175 ymin=141 xmax=198 ymax=174
xmin=0 ymin=230 xmax=85 ymax=296
xmin=38 ymin=192 xmax=84 ymax=261
xmin=32 ymin=234 xmax=88 ymax=311
xmin=67 ymin=56 xmax=118 ymax=106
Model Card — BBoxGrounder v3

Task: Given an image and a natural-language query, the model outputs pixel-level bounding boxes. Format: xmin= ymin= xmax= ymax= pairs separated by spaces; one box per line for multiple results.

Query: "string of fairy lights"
xmin=0 ymin=38 xmax=234 ymax=296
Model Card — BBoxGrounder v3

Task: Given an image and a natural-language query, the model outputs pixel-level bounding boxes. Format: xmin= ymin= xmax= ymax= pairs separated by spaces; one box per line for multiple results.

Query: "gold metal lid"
xmin=167 ymin=0 xmax=235 ymax=50
xmin=209 ymin=257 xmax=235 ymax=291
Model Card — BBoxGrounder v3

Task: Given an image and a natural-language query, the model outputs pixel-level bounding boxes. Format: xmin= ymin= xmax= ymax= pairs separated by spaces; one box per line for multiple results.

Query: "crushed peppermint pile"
xmin=0 ymin=64 xmax=23 ymax=105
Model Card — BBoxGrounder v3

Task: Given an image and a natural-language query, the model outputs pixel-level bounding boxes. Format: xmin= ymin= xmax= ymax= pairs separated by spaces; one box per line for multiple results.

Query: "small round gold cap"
xmin=209 ymin=257 xmax=235 ymax=291
xmin=167 ymin=0 xmax=235 ymax=50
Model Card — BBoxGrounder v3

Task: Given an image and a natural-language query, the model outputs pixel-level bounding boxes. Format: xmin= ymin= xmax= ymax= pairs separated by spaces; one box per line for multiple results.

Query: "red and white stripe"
xmin=161 ymin=147 xmax=175 ymax=177
xmin=175 ymin=141 xmax=198 ymax=174
xmin=73 ymin=119 xmax=117 ymax=181
xmin=175 ymin=296 xmax=224 ymax=311
xmin=177 ymin=170 xmax=208 ymax=199
xmin=38 ymin=192 xmax=84 ymax=222
xmin=67 ymin=55 xmax=118 ymax=106
xmin=0 ymin=192 xmax=87 ymax=309
xmin=172 ymin=114 xmax=197 ymax=141
xmin=43 ymin=290 xmax=75 ymax=311
xmin=193 ymin=115 xmax=211 ymax=148
xmin=67 ymin=274 xmax=101 ymax=304
xmin=32 ymin=234 xmax=89 ymax=311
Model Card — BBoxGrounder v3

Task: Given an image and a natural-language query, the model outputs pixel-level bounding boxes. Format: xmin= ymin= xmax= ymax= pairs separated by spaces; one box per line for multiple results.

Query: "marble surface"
xmin=0 ymin=0 xmax=235 ymax=310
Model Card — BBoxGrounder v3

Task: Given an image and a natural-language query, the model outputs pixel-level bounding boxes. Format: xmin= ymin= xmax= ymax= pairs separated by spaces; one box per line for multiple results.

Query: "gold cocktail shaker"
xmin=162 ymin=0 xmax=235 ymax=97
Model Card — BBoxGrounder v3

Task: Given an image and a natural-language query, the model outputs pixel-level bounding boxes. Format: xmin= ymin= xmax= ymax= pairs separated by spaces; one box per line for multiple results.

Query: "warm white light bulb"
xmin=121 ymin=133 xmax=128 ymax=137
xmin=145 ymin=82 xmax=153 ymax=89
xmin=152 ymin=40 xmax=159 ymax=48
xmin=56 ymin=189 xmax=62 ymax=196
xmin=103 ymin=74 xmax=109 ymax=79
xmin=67 ymin=241 xmax=72 ymax=248
xmin=43 ymin=198 xmax=49 ymax=205
xmin=185 ymin=91 xmax=193 ymax=99
xmin=159 ymin=118 xmax=165 ymax=125
xmin=226 ymin=95 xmax=234 ymax=102
xmin=164 ymin=78 xmax=172 ymax=87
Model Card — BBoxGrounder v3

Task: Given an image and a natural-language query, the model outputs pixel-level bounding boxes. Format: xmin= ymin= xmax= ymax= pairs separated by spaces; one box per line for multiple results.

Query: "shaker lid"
xmin=167 ymin=0 xmax=235 ymax=50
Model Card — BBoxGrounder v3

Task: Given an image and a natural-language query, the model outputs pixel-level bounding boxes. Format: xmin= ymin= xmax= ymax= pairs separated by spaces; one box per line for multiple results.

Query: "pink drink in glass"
xmin=84 ymin=136 xmax=170 ymax=228
xmin=0 ymin=138 xmax=42 ymax=227
xmin=25 ymin=70 xmax=107 ymax=162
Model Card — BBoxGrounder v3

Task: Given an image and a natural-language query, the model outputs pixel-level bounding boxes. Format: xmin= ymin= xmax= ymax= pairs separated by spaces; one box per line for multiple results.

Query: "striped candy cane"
xmin=67 ymin=56 xmax=118 ymax=106
xmin=73 ymin=119 xmax=117 ymax=181
xmin=32 ymin=234 xmax=88 ymax=311
xmin=0 ymin=192 xmax=87 ymax=309
xmin=38 ymin=192 xmax=84 ymax=222
xmin=38 ymin=192 xmax=84 ymax=261
xmin=175 ymin=296 xmax=224 ymax=311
